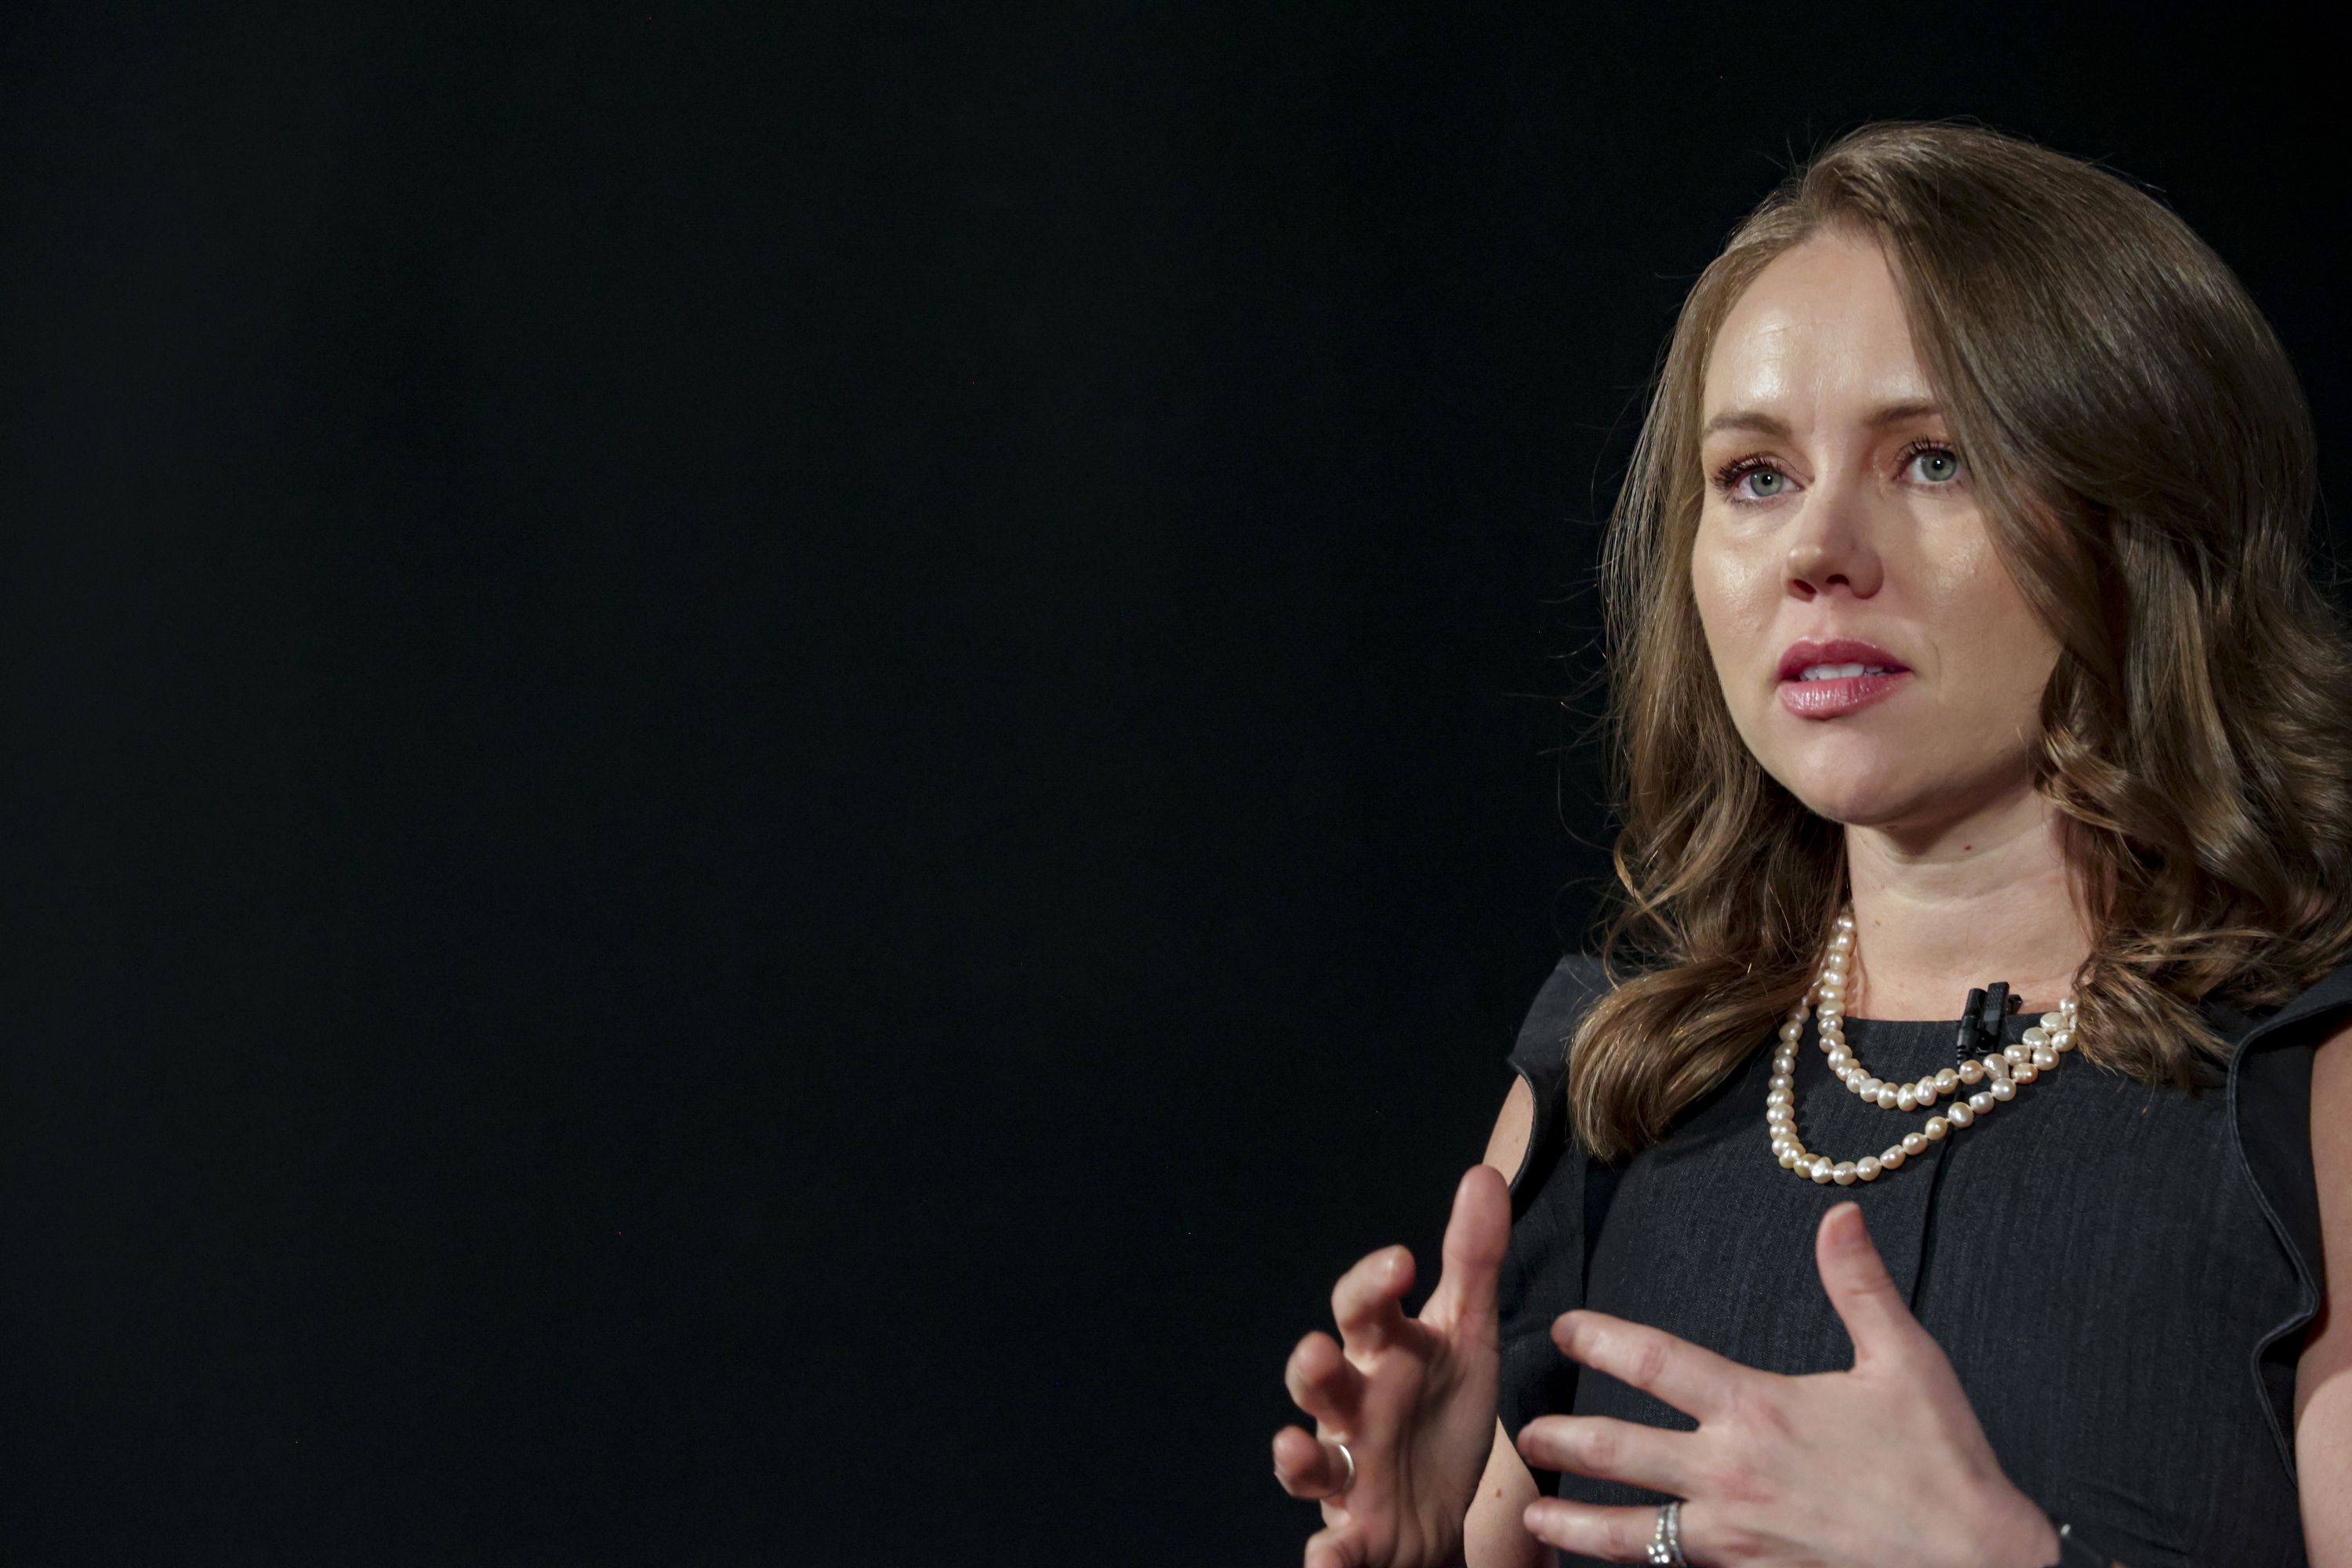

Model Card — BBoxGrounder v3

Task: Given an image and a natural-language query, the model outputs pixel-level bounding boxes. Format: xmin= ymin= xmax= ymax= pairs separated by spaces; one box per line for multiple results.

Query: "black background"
xmin=2 ymin=5 xmax=2343 ymax=1563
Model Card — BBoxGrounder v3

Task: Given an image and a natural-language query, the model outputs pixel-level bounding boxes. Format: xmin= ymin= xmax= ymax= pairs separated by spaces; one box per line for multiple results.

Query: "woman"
xmin=1269 ymin=121 xmax=2352 ymax=1567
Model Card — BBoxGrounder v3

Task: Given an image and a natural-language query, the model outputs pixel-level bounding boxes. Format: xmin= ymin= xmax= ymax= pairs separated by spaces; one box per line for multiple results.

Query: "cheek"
xmin=1690 ymin=532 xmax=1774 ymax=658
xmin=1929 ymin=535 xmax=2062 ymax=709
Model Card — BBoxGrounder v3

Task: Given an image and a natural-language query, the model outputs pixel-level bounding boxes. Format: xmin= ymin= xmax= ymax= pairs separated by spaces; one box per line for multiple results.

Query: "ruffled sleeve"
xmin=2223 ymin=960 xmax=2352 ymax=1485
xmin=1495 ymin=954 xmax=1613 ymax=1475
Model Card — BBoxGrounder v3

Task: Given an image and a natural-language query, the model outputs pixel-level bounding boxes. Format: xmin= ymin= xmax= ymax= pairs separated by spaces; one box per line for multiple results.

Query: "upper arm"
xmin=2299 ymin=1014 xmax=2352 ymax=1566
xmin=1483 ymin=1071 xmax=1537 ymax=1186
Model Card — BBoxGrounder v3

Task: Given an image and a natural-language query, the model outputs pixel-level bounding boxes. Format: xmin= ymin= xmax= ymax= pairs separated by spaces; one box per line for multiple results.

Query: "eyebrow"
xmin=1699 ymin=399 xmax=1944 ymax=440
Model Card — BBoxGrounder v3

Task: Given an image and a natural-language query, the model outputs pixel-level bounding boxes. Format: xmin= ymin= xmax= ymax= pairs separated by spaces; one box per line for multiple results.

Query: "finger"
xmin=1421 ymin=1163 xmax=1511 ymax=1334
xmin=1550 ymin=1308 xmax=1754 ymax=1423
xmin=1270 ymin=1425 xmax=1355 ymax=1500
xmin=1331 ymin=1244 xmax=1417 ymax=1361
xmin=1283 ymin=1330 xmax=1367 ymax=1435
xmin=1814 ymin=1200 xmax=1929 ymax=1367
xmin=1524 ymin=1497 xmax=1690 ymax=1563
xmin=1515 ymin=1413 xmax=1693 ymax=1494
xmin=1302 ymin=1522 xmax=1364 ymax=1568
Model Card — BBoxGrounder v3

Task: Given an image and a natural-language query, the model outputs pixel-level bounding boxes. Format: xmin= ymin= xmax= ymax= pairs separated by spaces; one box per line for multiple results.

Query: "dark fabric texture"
xmin=1498 ymin=954 xmax=2344 ymax=1568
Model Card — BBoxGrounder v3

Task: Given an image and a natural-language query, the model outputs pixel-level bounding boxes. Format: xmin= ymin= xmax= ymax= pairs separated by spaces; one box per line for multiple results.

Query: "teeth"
xmin=1798 ymin=662 xmax=1894 ymax=681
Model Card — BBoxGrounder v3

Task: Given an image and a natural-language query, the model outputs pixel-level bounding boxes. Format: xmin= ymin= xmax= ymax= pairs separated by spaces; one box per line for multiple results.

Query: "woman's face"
xmin=1690 ymin=230 xmax=2061 ymax=838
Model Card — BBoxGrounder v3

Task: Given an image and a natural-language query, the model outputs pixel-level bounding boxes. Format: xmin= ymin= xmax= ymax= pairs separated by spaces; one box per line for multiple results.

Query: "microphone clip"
xmin=1955 ymin=981 xmax=2012 ymax=1065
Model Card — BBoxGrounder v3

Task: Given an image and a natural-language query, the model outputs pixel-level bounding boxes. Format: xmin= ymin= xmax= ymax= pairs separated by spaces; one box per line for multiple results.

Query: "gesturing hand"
xmin=1515 ymin=1201 xmax=2062 ymax=1568
xmin=1270 ymin=1163 xmax=1512 ymax=1568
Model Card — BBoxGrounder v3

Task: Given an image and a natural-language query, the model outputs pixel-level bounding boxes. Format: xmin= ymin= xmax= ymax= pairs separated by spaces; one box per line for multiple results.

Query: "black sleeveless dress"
xmin=1496 ymin=956 xmax=2343 ymax=1568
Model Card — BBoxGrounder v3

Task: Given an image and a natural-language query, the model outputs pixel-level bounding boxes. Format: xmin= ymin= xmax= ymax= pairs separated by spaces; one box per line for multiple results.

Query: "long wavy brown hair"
xmin=1569 ymin=119 xmax=2352 ymax=1162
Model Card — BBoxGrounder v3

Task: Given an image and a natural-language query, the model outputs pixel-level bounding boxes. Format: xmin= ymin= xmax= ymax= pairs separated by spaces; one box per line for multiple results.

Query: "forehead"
xmin=1701 ymin=233 xmax=1935 ymax=416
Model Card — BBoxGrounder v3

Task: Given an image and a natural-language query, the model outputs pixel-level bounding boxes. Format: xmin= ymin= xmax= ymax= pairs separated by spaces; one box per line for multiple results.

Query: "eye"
xmin=1901 ymin=440 xmax=1964 ymax=485
xmin=1712 ymin=455 xmax=1795 ymax=504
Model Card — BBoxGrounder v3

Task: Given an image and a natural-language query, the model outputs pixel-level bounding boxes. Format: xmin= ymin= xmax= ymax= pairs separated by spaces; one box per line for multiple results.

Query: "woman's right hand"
xmin=1271 ymin=1163 xmax=1515 ymax=1568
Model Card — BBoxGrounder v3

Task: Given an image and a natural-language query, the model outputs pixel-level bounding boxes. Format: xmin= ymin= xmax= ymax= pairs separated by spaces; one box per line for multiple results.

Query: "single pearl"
xmin=1769 ymin=1073 xmax=1793 ymax=1092
xmin=1924 ymin=1116 xmax=1950 ymax=1140
xmin=1810 ymin=1157 xmax=1835 ymax=1184
xmin=1958 ymin=1059 xmax=1984 ymax=1084
xmin=2004 ymin=1043 xmax=2031 ymax=1065
xmin=1901 ymin=1132 xmax=1928 ymax=1156
xmin=2031 ymin=1046 xmax=2057 ymax=1069
xmin=1968 ymin=1091 xmax=1995 ymax=1113
xmin=2039 ymin=1011 xmax=2065 ymax=1030
xmin=1827 ymin=1048 xmax=1853 ymax=1071
xmin=1780 ymin=1020 xmax=1805 ymax=1042
xmin=1982 ymin=1054 xmax=2010 ymax=1078
xmin=1933 ymin=1067 xmax=1959 ymax=1093
xmin=1989 ymin=1078 xmax=2017 ymax=1102
xmin=1778 ymin=1148 xmax=1803 ymax=1170
xmin=1881 ymin=1145 xmax=1906 ymax=1170
xmin=1857 ymin=1076 xmax=1881 ymax=1098
xmin=1896 ymin=1086 xmax=1918 ymax=1112
xmin=1766 ymin=1088 xmax=1791 ymax=1108
xmin=1875 ymin=1086 xmax=1899 ymax=1109
xmin=1947 ymin=1102 xmax=1975 ymax=1127
xmin=1857 ymin=1156 xmax=1882 ymax=1180
xmin=1832 ymin=1162 xmax=1857 ymax=1185
xmin=1914 ymin=1081 xmax=1937 ymax=1108
xmin=2023 ymin=1025 xmax=2049 ymax=1047
xmin=2012 ymin=1062 xmax=2039 ymax=1084
xmin=1766 ymin=1105 xmax=1793 ymax=1126
xmin=2049 ymin=1029 xmax=2074 ymax=1052
xmin=1837 ymin=913 xmax=1856 ymax=931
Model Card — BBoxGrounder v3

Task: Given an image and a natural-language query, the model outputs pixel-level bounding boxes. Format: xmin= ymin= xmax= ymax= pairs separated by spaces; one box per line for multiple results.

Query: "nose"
xmin=1783 ymin=471 xmax=1886 ymax=601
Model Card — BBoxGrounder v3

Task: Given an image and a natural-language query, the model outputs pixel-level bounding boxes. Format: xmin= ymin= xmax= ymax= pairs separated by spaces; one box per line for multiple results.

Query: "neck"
xmin=1839 ymin=786 xmax=2092 ymax=1022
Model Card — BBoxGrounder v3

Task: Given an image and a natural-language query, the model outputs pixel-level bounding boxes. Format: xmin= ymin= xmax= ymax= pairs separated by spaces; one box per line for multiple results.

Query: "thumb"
xmin=1814 ymin=1201 xmax=1926 ymax=1368
xmin=1425 ymin=1163 xmax=1512 ymax=1333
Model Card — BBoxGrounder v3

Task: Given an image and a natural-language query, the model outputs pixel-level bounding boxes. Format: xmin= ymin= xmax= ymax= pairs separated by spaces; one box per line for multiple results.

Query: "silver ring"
xmin=1646 ymin=1498 xmax=1687 ymax=1565
xmin=1332 ymin=1439 xmax=1356 ymax=1494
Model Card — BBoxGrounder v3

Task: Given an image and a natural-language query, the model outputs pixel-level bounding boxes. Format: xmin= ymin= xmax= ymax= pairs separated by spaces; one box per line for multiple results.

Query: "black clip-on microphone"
xmin=1955 ymin=981 xmax=2013 ymax=1065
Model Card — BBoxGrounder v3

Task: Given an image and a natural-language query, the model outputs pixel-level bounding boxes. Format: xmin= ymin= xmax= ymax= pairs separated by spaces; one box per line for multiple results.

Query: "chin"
xmin=1769 ymin=755 xmax=1916 ymax=827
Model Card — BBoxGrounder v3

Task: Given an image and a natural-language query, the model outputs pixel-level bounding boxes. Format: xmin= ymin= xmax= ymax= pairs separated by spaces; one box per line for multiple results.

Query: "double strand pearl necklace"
xmin=1765 ymin=905 xmax=2078 ymax=1185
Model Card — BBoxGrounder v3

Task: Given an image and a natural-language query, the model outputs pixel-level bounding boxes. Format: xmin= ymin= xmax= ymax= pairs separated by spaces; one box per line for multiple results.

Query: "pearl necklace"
xmin=1766 ymin=906 xmax=2078 ymax=1184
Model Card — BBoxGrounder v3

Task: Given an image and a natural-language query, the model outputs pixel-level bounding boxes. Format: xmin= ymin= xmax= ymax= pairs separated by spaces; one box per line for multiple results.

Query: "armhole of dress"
xmin=1506 ymin=1062 xmax=1559 ymax=1205
xmin=1497 ymin=953 xmax=1607 ymax=1475
xmin=1504 ymin=954 xmax=1599 ymax=1220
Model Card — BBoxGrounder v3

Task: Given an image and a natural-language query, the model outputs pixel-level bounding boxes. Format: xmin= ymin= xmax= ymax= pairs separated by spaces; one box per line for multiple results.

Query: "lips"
xmin=1777 ymin=637 xmax=1910 ymax=683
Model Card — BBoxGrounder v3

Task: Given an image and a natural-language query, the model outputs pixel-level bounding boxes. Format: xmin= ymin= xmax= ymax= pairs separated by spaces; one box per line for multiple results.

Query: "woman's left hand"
xmin=1515 ymin=1200 xmax=2062 ymax=1568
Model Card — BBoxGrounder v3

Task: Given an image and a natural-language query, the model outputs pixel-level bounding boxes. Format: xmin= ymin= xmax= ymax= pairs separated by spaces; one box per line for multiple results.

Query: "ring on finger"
xmin=1646 ymin=1497 xmax=1688 ymax=1566
xmin=1333 ymin=1439 xmax=1356 ymax=1494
